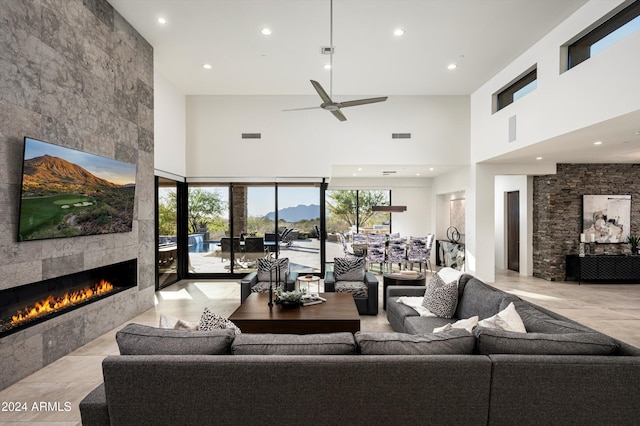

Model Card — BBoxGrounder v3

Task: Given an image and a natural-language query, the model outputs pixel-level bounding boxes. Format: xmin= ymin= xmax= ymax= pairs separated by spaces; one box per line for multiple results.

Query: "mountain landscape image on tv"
xmin=18 ymin=137 xmax=137 ymax=242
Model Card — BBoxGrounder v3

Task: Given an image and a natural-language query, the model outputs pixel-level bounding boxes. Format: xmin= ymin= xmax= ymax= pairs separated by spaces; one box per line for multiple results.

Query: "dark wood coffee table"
xmin=229 ymin=293 xmax=360 ymax=334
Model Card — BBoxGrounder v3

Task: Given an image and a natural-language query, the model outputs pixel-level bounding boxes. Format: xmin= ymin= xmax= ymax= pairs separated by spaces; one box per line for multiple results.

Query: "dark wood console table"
xmin=566 ymin=255 xmax=640 ymax=283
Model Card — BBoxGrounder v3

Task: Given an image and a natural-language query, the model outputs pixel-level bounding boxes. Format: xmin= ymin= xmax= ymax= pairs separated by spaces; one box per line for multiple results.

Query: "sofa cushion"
xmin=473 ymin=327 xmax=619 ymax=355
xmin=434 ymin=316 xmax=479 ymax=333
xmin=455 ymin=278 xmax=517 ymax=320
xmin=505 ymin=300 xmax=594 ymax=334
xmin=355 ymin=329 xmax=476 ymax=355
xmin=257 ymin=257 xmax=289 ymax=282
xmin=334 ymin=257 xmax=365 ymax=281
xmin=403 ymin=316 xmax=458 ymax=335
xmin=116 ymin=323 xmax=235 ymax=355
xmin=477 ymin=302 xmax=526 ymax=333
xmin=231 ymin=333 xmax=357 ymax=355
xmin=422 ymin=273 xmax=458 ymax=318
xmin=335 ymin=281 xmax=368 ymax=297
xmin=198 ymin=307 xmax=241 ymax=335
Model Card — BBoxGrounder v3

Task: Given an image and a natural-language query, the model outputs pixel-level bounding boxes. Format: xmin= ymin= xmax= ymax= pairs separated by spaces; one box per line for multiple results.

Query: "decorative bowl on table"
xmin=275 ymin=288 xmax=306 ymax=308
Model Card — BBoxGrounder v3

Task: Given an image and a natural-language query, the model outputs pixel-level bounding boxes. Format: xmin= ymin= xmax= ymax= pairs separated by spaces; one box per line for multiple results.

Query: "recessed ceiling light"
xmin=357 ymin=167 xmax=363 ymax=171
xmin=594 ymin=141 xmax=603 ymax=145
xmin=429 ymin=167 xmax=434 ymax=171
xmin=157 ymin=17 xmax=167 ymax=24
xmin=415 ymin=173 xmax=421 ymax=176
xmin=393 ymin=28 xmax=405 ymax=36
xmin=261 ymin=28 xmax=272 ymax=35
xmin=202 ymin=64 xmax=212 ymax=70
xmin=352 ymin=173 xmax=357 ymax=177
xmin=447 ymin=63 xmax=457 ymax=70
xmin=323 ymin=64 xmax=332 ymax=70
xmin=536 ymin=156 xmax=543 ymax=160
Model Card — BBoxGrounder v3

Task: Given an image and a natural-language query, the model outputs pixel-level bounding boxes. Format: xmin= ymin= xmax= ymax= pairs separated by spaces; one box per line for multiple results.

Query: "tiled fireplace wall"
xmin=533 ymin=163 xmax=640 ymax=281
xmin=0 ymin=0 xmax=155 ymax=389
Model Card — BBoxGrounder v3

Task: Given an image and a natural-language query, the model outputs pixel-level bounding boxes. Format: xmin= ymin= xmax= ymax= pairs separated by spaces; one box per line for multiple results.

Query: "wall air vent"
xmin=508 ymin=115 xmax=516 ymax=142
xmin=242 ymin=133 xmax=261 ymax=139
xmin=392 ymin=133 xmax=411 ymax=139
xmin=320 ymin=46 xmax=335 ymax=54
xmin=382 ymin=171 xmax=397 ymax=176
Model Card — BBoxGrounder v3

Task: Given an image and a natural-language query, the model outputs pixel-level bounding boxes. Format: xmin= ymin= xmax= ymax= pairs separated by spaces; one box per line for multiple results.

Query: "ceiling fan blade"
xmin=338 ymin=96 xmax=388 ymax=108
xmin=331 ymin=109 xmax=347 ymax=121
xmin=310 ymin=80 xmax=333 ymax=103
xmin=282 ymin=106 xmax=322 ymax=111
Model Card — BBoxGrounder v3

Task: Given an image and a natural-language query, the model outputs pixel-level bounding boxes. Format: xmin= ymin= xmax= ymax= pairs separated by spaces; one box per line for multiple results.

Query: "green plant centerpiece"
xmin=627 ymin=234 xmax=639 ymax=255
xmin=275 ymin=288 xmax=306 ymax=308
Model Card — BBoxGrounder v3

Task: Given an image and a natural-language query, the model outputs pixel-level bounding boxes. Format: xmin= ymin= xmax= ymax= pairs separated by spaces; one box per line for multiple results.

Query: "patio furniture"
xmin=243 ymin=237 xmax=266 ymax=263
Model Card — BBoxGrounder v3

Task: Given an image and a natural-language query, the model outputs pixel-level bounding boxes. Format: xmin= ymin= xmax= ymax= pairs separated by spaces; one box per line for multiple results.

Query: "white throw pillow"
xmin=433 ymin=316 xmax=479 ymax=334
xmin=477 ymin=302 xmax=526 ymax=333
xmin=437 ymin=267 xmax=463 ymax=285
xmin=159 ymin=314 xmax=199 ymax=331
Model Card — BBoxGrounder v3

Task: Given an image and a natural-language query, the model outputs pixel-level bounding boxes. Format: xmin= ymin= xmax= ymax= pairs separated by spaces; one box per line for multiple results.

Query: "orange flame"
xmin=10 ymin=280 xmax=114 ymax=325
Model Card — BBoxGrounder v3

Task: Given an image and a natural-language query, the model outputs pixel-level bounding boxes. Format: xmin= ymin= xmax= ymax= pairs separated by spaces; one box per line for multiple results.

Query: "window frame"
xmin=567 ymin=0 xmax=640 ymax=69
xmin=494 ymin=67 xmax=537 ymax=112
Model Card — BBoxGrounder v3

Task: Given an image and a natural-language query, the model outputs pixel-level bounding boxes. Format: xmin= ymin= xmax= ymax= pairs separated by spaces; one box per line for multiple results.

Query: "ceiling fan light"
xmin=261 ymin=28 xmax=272 ymax=35
xmin=393 ymin=28 xmax=405 ymax=36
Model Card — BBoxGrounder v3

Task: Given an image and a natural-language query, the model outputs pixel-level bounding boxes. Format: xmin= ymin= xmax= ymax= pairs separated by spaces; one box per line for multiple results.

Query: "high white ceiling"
xmin=108 ymin=0 xmax=589 ymax=96
xmin=108 ymin=0 xmax=640 ymax=176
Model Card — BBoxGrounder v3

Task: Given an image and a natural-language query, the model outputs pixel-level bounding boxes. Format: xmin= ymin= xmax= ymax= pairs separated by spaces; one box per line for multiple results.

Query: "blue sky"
xmin=24 ymin=137 xmax=136 ymax=185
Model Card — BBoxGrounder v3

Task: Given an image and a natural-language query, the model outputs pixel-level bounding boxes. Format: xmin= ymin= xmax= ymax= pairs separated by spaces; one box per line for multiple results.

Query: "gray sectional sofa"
xmin=80 ymin=273 xmax=640 ymax=426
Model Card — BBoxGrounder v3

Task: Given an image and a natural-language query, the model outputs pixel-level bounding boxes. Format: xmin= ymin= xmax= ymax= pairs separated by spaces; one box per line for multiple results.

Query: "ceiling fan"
xmin=283 ymin=0 xmax=388 ymax=121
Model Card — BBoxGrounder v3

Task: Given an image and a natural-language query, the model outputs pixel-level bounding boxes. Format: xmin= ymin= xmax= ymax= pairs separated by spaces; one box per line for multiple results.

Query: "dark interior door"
xmin=507 ymin=191 xmax=520 ymax=272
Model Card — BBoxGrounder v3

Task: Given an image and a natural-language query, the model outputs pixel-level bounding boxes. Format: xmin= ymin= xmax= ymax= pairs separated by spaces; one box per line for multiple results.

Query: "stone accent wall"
xmin=533 ymin=163 xmax=640 ymax=281
xmin=0 ymin=0 xmax=154 ymax=390
xmin=232 ymin=184 xmax=248 ymax=234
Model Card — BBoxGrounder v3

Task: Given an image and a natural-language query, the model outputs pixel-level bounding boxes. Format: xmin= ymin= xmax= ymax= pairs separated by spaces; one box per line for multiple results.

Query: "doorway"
xmin=507 ymin=191 xmax=520 ymax=272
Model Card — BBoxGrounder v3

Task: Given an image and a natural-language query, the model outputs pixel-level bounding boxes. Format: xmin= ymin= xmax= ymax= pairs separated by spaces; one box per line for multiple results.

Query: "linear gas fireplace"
xmin=0 ymin=259 xmax=137 ymax=338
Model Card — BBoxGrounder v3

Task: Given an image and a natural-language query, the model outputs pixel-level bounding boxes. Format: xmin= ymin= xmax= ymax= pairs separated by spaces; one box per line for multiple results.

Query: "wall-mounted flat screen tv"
xmin=18 ymin=137 xmax=137 ymax=242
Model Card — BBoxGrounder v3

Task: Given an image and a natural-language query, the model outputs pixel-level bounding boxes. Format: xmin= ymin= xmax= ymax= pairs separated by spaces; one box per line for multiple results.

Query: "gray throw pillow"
xmin=116 ymin=323 xmax=235 ymax=355
xmin=355 ymin=329 xmax=475 ymax=355
xmin=422 ymin=273 xmax=458 ymax=318
xmin=257 ymin=257 xmax=289 ymax=282
xmin=198 ymin=307 xmax=241 ymax=335
xmin=334 ymin=257 xmax=365 ymax=281
xmin=473 ymin=326 xmax=619 ymax=355
xmin=231 ymin=332 xmax=357 ymax=355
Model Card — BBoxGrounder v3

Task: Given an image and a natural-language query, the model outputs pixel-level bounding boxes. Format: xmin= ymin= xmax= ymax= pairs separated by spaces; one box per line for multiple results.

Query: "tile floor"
xmin=1 ymin=269 xmax=639 ymax=425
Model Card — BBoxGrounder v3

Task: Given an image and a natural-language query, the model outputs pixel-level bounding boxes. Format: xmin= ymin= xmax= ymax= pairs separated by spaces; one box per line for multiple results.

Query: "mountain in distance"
xmin=22 ymin=154 xmax=119 ymax=194
xmin=265 ymin=204 xmax=320 ymax=222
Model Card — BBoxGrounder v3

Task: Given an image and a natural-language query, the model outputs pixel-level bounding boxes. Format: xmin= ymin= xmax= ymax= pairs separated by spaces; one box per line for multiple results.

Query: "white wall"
xmin=470 ymin=0 xmax=638 ymax=163
xmin=154 ymin=71 xmax=187 ymax=177
xmin=185 ymin=95 xmax=469 ymax=178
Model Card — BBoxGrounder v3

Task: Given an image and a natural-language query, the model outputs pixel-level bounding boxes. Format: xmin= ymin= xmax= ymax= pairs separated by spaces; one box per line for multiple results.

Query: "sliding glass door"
xmin=156 ymin=177 xmax=180 ymax=288
xmin=186 ymin=184 xmax=229 ymax=274
xmin=278 ymin=185 xmax=321 ymax=273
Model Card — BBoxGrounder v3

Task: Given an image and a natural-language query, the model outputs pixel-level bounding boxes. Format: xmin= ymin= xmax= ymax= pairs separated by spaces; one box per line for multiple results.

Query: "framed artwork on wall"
xmin=582 ymin=194 xmax=631 ymax=243
xmin=450 ymin=198 xmax=465 ymax=235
